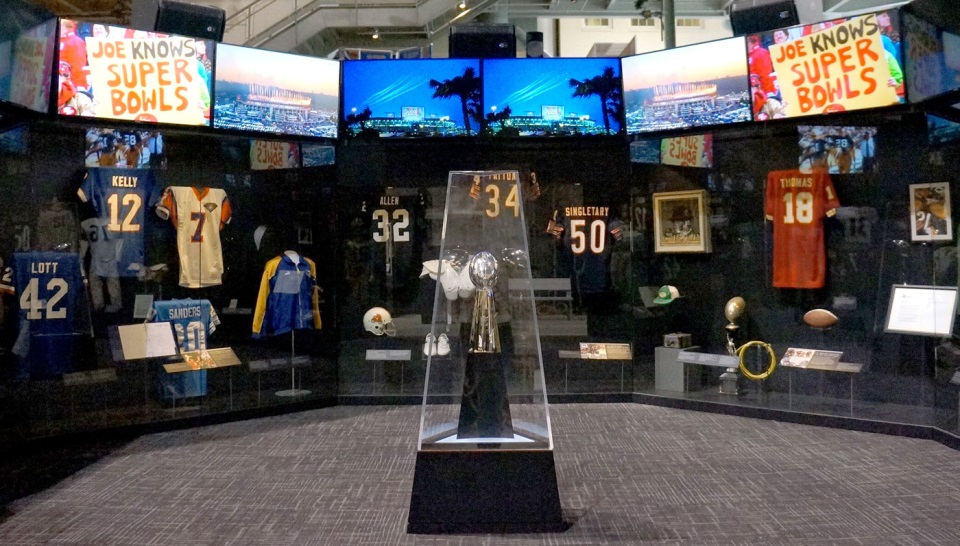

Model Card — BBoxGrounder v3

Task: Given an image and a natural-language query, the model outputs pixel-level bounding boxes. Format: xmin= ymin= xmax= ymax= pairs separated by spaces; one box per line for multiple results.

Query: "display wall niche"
xmin=630 ymin=112 xmax=938 ymax=386
xmin=0 ymin=119 xmax=340 ymax=447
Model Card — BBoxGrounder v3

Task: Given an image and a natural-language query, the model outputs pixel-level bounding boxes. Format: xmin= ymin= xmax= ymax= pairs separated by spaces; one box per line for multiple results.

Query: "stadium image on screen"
xmin=482 ymin=57 xmax=623 ymax=137
xmin=798 ymin=125 xmax=877 ymax=174
xmin=622 ymin=37 xmax=751 ymax=134
xmin=341 ymin=58 xmax=481 ymax=138
xmin=213 ymin=44 xmax=339 ymax=139
xmin=57 ymin=19 xmax=214 ymax=125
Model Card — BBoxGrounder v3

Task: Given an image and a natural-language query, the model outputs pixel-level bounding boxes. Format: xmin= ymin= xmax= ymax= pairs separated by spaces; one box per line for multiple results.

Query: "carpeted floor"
xmin=2 ymin=403 xmax=960 ymax=544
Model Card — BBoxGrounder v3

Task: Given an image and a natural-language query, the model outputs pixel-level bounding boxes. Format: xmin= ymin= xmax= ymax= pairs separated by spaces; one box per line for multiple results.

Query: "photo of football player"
xmin=911 ymin=183 xmax=951 ymax=241
xmin=57 ymin=61 xmax=94 ymax=117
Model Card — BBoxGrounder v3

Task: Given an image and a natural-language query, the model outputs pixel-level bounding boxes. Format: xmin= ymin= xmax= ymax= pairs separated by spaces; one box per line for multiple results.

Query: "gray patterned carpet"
xmin=2 ymin=403 xmax=960 ymax=545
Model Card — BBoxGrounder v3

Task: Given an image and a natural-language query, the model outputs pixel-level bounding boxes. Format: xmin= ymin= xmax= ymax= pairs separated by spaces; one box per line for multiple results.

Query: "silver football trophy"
xmin=720 ymin=296 xmax=745 ymax=395
xmin=468 ymin=251 xmax=500 ymax=353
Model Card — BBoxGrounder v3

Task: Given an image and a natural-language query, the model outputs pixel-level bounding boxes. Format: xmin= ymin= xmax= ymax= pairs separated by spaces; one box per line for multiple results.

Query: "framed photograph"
xmin=653 ymin=189 xmax=711 ymax=253
xmin=910 ymin=182 xmax=952 ymax=242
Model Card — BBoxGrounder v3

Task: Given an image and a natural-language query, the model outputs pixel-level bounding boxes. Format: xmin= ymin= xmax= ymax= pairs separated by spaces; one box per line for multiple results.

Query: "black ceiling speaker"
xmin=730 ymin=0 xmax=800 ymax=36
xmin=154 ymin=0 xmax=226 ymax=41
xmin=449 ymin=24 xmax=516 ymax=59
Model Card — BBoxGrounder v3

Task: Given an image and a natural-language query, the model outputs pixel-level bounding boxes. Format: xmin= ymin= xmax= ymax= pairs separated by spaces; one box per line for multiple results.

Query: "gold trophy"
xmin=467 ymin=251 xmax=500 ymax=353
xmin=720 ymin=296 xmax=745 ymax=395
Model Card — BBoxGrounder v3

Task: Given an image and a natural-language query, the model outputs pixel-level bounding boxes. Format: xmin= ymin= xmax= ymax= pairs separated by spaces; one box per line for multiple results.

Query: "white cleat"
xmin=436 ymin=333 xmax=451 ymax=356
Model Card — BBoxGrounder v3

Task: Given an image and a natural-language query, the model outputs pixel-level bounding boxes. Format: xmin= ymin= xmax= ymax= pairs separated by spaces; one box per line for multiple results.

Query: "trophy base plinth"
xmin=719 ymin=369 xmax=740 ymax=395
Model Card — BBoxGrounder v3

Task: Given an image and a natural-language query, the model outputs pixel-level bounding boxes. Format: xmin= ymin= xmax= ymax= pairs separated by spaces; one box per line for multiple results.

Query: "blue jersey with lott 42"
xmin=0 ymin=251 xmax=89 ymax=380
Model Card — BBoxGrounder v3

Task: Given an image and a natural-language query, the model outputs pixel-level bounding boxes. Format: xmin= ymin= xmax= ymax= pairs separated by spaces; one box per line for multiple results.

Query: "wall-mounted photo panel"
xmin=909 ymin=182 xmax=952 ymax=242
xmin=660 ymin=134 xmax=713 ymax=168
xmin=797 ymin=125 xmax=877 ymax=174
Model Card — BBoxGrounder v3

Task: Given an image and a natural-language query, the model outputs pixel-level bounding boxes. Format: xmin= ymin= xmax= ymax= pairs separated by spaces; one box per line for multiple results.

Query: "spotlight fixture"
xmin=458 ymin=0 xmax=466 ymax=8
xmin=372 ymin=28 xmax=380 ymax=39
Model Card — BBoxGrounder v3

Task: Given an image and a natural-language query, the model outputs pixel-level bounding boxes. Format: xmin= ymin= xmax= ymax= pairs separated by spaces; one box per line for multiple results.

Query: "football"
xmin=803 ymin=308 xmax=839 ymax=328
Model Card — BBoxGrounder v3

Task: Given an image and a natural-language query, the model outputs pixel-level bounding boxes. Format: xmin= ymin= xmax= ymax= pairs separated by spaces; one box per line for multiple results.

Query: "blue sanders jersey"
xmin=0 ymin=252 xmax=88 ymax=379
xmin=77 ymin=168 xmax=159 ymax=276
xmin=149 ymin=298 xmax=219 ymax=399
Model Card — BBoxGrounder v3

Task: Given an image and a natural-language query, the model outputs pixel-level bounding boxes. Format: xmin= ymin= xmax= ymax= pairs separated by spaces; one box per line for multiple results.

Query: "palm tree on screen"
xmin=345 ymin=106 xmax=372 ymax=135
xmin=569 ymin=66 xmax=623 ymax=135
xmin=429 ymin=67 xmax=481 ymax=135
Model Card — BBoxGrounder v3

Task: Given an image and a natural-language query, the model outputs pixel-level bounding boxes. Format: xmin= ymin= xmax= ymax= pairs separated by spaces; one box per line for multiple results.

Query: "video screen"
xmin=797 ymin=125 xmax=877 ymax=174
xmin=482 ymin=57 xmax=623 ymax=136
xmin=0 ymin=18 xmax=56 ymax=113
xmin=927 ymin=114 xmax=960 ymax=145
xmin=213 ymin=44 xmax=339 ymax=139
xmin=629 ymin=139 xmax=660 ymax=164
xmin=747 ymin=10 xmax=904 ymax=121
xmin=623 ymin=37 xmax=751 ymax=134
xmin=57 ymin=19 xmax=213 ymax=125
xmin=660 ymin=134 xmax=713 ymax=168
xmin=341 ymin=58 xmax=481 ymax=138
xmin=85 ymin=127 xmax=162 ymax=168
xmin=904 ymin=11 xmax=960 ymax=103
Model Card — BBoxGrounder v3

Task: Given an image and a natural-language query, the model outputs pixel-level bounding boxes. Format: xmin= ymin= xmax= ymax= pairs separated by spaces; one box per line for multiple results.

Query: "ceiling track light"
xmin=458 ymin=1 xmax=466 ymax=9
xmin=372 ymin=28 xmax=380 ymax=39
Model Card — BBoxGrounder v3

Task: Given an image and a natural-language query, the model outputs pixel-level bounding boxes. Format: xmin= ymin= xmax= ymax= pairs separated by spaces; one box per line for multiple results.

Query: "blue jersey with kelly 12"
xmin=0 ymin=251 xmax=88 ymax=379
xmin=149 ymin=298 xmax=220 ymax=399
xmin=77 ymin=167 xmax=159 ymax=276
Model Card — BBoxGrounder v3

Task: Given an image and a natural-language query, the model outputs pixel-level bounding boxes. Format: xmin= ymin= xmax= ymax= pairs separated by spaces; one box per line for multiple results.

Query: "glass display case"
xmin=408 ymin=170 xmax=563 ymax=533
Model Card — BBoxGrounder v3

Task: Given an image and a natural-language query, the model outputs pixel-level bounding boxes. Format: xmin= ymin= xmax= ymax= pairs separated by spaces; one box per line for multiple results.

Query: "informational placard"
xmin=163 ymin=347 xmax=241 ymax=373
xmin=579 ymin=343 xmax=632 ymax=360
xmin=366 ymin=349 xmax=412 ymax=361
xmin=885 ymin=285 xmax=959 ymax=336
xmin=113 ymin=322 xmax=178 ymax=360
xmin=768 ymin=13 xmax=901 ymax=118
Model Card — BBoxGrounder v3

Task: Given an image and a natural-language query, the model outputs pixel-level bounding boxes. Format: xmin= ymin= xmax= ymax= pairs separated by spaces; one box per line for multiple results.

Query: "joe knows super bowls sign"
xmin=770 ymin=14 xmax=900 ymax=118
xmin=85 ymin=36 xmax=210 ymax=125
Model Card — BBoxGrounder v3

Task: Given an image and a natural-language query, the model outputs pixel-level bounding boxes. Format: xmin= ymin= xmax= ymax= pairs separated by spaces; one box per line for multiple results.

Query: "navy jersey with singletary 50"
xmin=77 ymin=168 xmax=158 ymax=276
xmin=0 ymin=252 xmax=87 ymax=378
xmin=548 ymin=205 xmax=623 ymax=293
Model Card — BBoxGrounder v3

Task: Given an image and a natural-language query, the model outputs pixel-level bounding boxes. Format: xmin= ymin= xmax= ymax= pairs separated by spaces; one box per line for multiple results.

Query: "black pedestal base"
xmin=407 ymin=449 xmax=568 ymax=534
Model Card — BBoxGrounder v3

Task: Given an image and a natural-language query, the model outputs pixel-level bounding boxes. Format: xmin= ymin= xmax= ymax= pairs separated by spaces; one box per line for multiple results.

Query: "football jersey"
xmin=149 ymin=299 xmax=219 ymax=399
xmin=548 ymin=205 xmax=623 ymax=294
xmin=368 ymin=191 xmax=422 ymax=277
xmin=81 ymin=217 xmax=122 ymax=278
xmin=156 ymin=186 xmax=233 ymax=288
xmin=0 ymin=252 xmax=87 ymax=379
xmin=764 ymin=169 xmax=840 ymax=288
xmin=77 ymin=168 xmax=159 ymax=276
xmin=252 ymin=251 xmax=322 ymax=338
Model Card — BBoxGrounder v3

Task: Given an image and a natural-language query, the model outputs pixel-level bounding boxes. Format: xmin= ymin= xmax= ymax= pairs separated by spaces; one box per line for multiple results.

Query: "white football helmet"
xmin=363 ymin=307 xmax=396 ymax=336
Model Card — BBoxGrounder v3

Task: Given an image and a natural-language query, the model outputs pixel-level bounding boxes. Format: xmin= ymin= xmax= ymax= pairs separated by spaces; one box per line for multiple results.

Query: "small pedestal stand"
xmin=276 ymin=331 xmax=310 ymax=397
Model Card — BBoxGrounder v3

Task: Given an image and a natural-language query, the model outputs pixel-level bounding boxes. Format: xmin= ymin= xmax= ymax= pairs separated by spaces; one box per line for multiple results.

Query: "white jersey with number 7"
xmin=156 ymin=186 xmax=233 ymax=288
